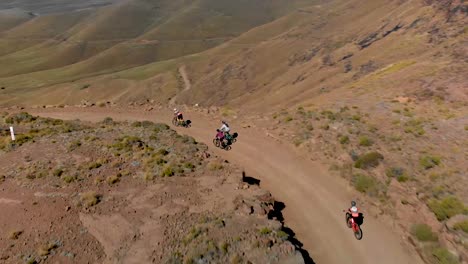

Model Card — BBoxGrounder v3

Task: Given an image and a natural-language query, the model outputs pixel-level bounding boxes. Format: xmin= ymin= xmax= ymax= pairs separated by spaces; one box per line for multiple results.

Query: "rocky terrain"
xmin=0 ymin=112 xmax=307 ymax=264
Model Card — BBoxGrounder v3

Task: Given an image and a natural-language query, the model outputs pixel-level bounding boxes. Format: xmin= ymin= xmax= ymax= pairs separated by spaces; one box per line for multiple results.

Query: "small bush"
xmin=359 ymin=136 xmax=373 ymax=146
xmin=9 ymin=230 xmax=23 ymax=239
xmin=220 ymin=242 xmax=229 ymax=254
xmin=68 ymin=140 xmax=82 ymax=151
xmin=208 ymin=161 xmax=223 ymax=171
xmin=62 ymin=175 xmax=76 ymax=183
xmin=259 ymin=227 xmax=271 ymax=235
xmin=53 ymin=168 xmax=64 ymax=177
xmin=88 ymin=162 xmax=102 ymax=170
xmin=354 ymin=152 xmax=384 ymax=169
xmin=428 ymin=196 xmax=466 ymax=221
xmin=352 ymin=174 xmax=378 ymax=194
xmin=158 ymin=148 xmax=169 ymax=156
xmin=161 ymin=166 xmax=174 ymax=177
xmin=339 ymin=135 xmax=350 ymax=144
xmin=386 ymin=167 xmax=409 ymax=182
xmin=284 ymin=116 xmax=293 ymax=122
xmin=276 ymin=230 xmax=289 ymax=241
xmin=107 ymin=175 xmax=120 ymax=185
xmin=80 ymin=192 xmax=100 ymax=208
xmin=420 ymin=155 xmax=441 ymax=169
xmin=431 ymin=248 xmax=460 ymax=264
xmin=102 ymin=117 xmax=114 ymax=125
xmin=37 ymin=242 xmax=58 ymax=256
xmin=453 ymin=220 xmax=468 ymax=233
xmin=411 ymin=224 xmax=438 ymax=242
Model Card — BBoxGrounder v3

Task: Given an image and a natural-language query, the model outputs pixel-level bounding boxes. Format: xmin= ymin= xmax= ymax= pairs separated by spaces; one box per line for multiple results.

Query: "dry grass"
xmin=80 ymin=191 xmax=101 ymax=208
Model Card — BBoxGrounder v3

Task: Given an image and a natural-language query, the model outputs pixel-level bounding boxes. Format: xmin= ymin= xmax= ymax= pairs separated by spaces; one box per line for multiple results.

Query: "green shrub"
xmin=352 ymin=174 xmax=378 ymax=194
xmin=431 ymin=248 xmax=459 ymax=264
xmin=453 ymin=220 xmax=468 ymax=233
xmin=420 ymin=155 xmax=441 ymax=169
xmin=410 ymin=224 xmax=438 ymax=242
xmin=354 ymin=152 xmax=384 ymax=169
xmin=88 ymin=162 xmax=102 ymax=170
xmin=161 ymin=166 xmax=174 ymax=177
xmin=158 ymin=148 xmax=169 ymax=156
xmin=359 ymin=136 xmax=373 ymax=147
xmin=62 ymin=175 xmax=76 ymax=183
xmin=68 ymin=140 xmax=82 ymax=151
xmin=284 ymin=116 xmax=293 ymax=122
xmin=53 ymin=168 xmax=64 ymax=177
xmin=386 ymin=167 xmax=409 ymax=182
xmin=259 ymin=227 xmax=271 ymax=235
xmin=276 ymin=230 xmax=289 ymax=241
xmin=428 ymin=196 xmax=466 ymax=221
xmin=339 ymin=135 xmax=350 ymax=144
xmin=107 ymin=175 xmax=120 ymax=185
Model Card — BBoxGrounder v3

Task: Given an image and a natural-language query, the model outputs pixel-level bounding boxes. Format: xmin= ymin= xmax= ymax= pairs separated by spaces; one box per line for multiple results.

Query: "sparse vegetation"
xmin=107 ymin=175 xmax=120 ymax=185
xmin=259 ymin=227 xmax=272 ymax=235
xmin=431 ymin=247 xmax=460 ymax=264
xmin=37 ymin=242 xmax=59 ymax=256
xmin=354 ymin=152 xmax=384 ymax=169
xmin=386 ymin=167 xmax=409 ymax=182
xmin=339 ymin=135 xmax=350 ymax=144
xmin=352 ymin=174 xmax=378 ymax=194
xmin=453 ymin=220 xmax=468 ymax=233
xmin=411 ymin=224 xmax=438 ymax=242
xmin=9 ymin=230 xmax=23 ymax=240
xmin=428 ymin=196 xmax=466 ymax=221
xmin=80 ymin=192 xmax=100 ymax=208
xmin=420 ymin=155 xmax=441 ymax=170
xmin=208 ymin=161 xmax=223 ymax=171
xmin=358 ymin=136 xmax=373 ymax=147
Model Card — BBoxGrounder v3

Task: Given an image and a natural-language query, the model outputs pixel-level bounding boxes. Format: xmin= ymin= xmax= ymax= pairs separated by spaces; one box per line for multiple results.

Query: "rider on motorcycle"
xmin=220 ymin=120 xmax=231 ymax=136
xmin=347 ymin=201 xmax=360 ymax=223
xmin=174 ymin=108 xmax=184 ymax=125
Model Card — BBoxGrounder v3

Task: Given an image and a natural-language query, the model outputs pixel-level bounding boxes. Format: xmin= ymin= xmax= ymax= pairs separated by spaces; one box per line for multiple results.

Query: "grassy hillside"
xmin=0 ymin=0 xmax=316 ymax=91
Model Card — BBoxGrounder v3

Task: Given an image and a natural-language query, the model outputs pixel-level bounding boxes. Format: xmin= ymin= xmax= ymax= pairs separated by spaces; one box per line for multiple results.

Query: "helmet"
xmin=350 ymin=206 xmax=358 ymax=213
xmin=351 ymin=201 xmax=356 ymax=207
xmin=222 ymin=120 xmax=226 ymax=124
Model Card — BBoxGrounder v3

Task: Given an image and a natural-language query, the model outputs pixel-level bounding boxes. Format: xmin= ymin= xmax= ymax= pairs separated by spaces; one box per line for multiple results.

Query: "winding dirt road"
xmin=29 ymin=107 xmax=424 ymax=264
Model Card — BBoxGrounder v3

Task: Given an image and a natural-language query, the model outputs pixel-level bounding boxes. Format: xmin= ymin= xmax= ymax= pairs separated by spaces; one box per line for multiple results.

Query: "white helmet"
xmin=350 ymin=206 xmax=358 ymax=213
xmin=174 ymin=108 xmax=178 ymax=113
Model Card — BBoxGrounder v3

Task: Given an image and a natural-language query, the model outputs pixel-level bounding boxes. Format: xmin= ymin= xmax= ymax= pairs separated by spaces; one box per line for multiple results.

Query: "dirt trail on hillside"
xmin=169 ymin=65 xmax=191 ymax=106
xmin=29 ymin=107 xmax=424 ymax=264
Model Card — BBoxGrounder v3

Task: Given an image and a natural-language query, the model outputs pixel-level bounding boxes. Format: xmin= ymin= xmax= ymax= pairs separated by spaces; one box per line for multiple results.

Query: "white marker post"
xmin=9 ymin=126 xmax=15 ymax=141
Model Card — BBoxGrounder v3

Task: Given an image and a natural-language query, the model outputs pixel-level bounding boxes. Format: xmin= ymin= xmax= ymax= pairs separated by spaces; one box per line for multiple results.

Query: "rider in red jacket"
xmin=348 ymin=201 xmax=360 ymax=217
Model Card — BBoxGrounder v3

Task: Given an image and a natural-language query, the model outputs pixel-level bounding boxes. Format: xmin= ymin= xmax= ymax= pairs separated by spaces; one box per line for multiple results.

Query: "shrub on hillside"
xmin=339 ymin=135 xmax=350 ymax=144
xmin=385 ymin=167 xmax=409 ymax=182
xmin=428 ymin=196 xmax=466 ymax=221
xmin=359 ymin=136 xmax=373 ymax=147
xmin=411 ymin=224 xmax=438 ymax=242
xmin=354 ymin=152 xmax=384 ymax=169
xmin=453 ymin=220 xmax=468 ymax=233
xmin=431 ymin=248 xmax=459 ymax=264
xmin=420 ymin=155 xmax=441 ymax=169
xmin=352 ymin=174 xmax=378 ymax=195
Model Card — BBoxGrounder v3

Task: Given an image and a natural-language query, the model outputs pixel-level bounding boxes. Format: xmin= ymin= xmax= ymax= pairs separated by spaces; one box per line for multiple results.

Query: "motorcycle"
xmin=172 ymin=116 xmax=191 ymax=128
xmin=344 ymin=210 xmax=363 ymax=240
xmin=213 ymin=132 xmax=238 ymax=151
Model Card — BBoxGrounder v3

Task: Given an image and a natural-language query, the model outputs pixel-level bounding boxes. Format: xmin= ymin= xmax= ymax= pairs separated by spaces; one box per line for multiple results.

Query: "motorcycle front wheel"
xmin=354 ymin=226 xmax=363 ymax=240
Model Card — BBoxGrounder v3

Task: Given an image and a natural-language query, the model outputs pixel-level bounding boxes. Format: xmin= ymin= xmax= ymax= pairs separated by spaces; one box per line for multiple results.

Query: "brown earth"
xmin=0 ymin=113 xmax=305 ymax=264
xmin=13 ymin=106 xmax=427 ymax=264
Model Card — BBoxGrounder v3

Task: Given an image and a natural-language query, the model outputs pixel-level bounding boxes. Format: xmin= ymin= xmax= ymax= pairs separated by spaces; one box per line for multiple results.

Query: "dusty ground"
xmin=0 ymin=113 xmax=305 ymax=264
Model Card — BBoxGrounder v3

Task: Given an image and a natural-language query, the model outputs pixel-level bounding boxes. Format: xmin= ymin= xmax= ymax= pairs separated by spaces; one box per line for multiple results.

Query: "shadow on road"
xmin=242 ymin=171 xmax=261 ymax=186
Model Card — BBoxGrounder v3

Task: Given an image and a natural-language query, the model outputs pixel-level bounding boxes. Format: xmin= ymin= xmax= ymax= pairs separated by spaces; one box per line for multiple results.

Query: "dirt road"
xmin=29 ymin=107 xmax=424 ymax=264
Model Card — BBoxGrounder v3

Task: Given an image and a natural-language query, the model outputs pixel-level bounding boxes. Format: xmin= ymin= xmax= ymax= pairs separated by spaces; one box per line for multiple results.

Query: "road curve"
xmin=29 ymin=107 xmax=424 ymax=264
